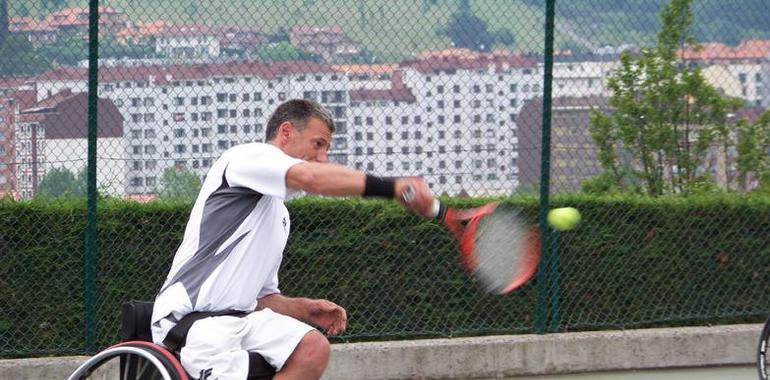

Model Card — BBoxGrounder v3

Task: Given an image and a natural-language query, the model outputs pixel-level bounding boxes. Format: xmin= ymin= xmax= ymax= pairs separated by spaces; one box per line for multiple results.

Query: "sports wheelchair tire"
xmin=760 ymin=315 xmax=770 ymax=380
xmin=67 ymin=341 xmax=188 ymax=380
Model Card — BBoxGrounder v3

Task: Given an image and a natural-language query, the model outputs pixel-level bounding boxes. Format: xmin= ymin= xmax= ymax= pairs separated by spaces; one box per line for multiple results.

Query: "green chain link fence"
xmin=0 ymin=0 xmax=769 ymax=357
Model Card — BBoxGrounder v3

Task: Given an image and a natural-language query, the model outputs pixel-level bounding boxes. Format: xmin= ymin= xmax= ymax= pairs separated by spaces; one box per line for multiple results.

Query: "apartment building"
xmin=44 ymin=6 xmax=127 ymax=37
xmin=9 ymin=17 xmax=58 ymax=45
xmin=25 ymin=48 xmax=541 ymax=198
xmin=347 ymin=50 xmax=541 ymax=196
xmin=155 ymin=24 xmax=221 ymax=60
xmin=681 ymin=39 xmax=770 ymax=106
xmin=0 ymin=83 xmax=35 ymax=199
xmin=14 ymin=90 xmax=124 ymax=198
xmin=518 ymin=96 xmax=609 ymax=194
xmin=290 ymin=26 xmax=361 ymax=64
xmin=551 ymin=53 xmax=620 ymax=98
xmin=32 ymin=61 xmax=349 ymax=196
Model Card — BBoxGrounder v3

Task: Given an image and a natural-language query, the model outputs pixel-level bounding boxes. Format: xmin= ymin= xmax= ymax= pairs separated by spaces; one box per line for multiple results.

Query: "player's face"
xmin=284 ymin=117 xmax=332 ymax=162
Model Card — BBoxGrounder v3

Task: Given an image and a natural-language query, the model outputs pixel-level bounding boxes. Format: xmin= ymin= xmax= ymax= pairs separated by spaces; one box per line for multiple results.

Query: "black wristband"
xmin=363 ymin=175 xmax=396 ymax=198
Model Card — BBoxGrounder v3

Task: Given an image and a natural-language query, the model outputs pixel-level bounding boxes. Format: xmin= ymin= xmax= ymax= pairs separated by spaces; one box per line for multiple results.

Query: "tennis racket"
xmin=403 ymin=188 xmax=541 ymax=295
xmin=759 ymin=314 xmax=770 ymax=380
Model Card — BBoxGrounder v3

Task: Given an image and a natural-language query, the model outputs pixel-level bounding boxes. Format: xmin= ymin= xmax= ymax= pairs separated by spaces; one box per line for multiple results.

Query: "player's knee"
xmin=297 ymin=330 xmax=330 ymax=367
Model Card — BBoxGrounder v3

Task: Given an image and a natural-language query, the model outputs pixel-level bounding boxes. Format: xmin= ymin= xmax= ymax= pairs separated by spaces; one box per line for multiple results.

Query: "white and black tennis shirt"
xmin=151 ymin=143 xmax=304 ymax=343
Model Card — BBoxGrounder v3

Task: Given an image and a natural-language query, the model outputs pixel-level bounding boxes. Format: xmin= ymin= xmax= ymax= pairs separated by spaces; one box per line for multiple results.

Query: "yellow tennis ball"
xmin=547 ymin=207 xmax=581 ymax=231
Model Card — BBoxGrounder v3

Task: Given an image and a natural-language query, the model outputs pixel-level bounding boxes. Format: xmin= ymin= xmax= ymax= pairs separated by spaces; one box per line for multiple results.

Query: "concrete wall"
xmin=0 ymin=324 xmax=762 ymax=380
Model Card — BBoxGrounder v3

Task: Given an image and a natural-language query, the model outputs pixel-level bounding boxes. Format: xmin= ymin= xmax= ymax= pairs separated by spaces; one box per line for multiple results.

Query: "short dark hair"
xmin=265 ymin=99 xmax=335 ymax=141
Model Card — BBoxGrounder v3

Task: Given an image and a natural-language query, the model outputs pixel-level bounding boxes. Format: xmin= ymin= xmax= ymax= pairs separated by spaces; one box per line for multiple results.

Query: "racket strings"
xmin=471 ymin=210 xmax=539 ymax=294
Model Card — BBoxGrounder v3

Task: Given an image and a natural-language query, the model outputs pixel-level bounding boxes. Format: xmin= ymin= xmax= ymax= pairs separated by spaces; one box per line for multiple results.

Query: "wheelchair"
xmin=760 ymin=314 xmax=770 ymax=380
xmin=67 ymin=301 xmax=276 ymax=380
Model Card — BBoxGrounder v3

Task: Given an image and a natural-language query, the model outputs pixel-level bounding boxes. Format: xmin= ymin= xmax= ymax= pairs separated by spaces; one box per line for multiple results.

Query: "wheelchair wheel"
xmin=67 ymin=341 xmax=188 ymax=380
xmin=760 ymin=315 xmax=770 ymax=380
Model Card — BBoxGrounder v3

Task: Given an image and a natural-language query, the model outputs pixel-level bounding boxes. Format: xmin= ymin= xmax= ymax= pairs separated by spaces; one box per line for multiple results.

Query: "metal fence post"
xmin=536 ymin=0 xmax=557 ymax=334
xmin=84 ymin=0 xmax=100 ymax=353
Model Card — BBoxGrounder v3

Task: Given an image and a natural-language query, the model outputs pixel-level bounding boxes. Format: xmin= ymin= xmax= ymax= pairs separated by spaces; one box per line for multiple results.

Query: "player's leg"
xmin=180 ymin=315 xmax=251 ymax=380
xmin=240 ymin=308 xmax=326 ymax=380
xmin=272 ymin=330 xmax=330 ymax=380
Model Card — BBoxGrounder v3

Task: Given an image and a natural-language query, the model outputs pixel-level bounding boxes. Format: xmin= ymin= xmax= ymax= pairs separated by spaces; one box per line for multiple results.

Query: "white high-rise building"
xmin=551 ymin=54 xmax=620 ymax=98
xmin=349 ymin=51 xmax=541 ymax=196
xmin=34 ymin=62 xmax=350 ymax=196
xmin=28 ymin=50 xmax=542 ymax=198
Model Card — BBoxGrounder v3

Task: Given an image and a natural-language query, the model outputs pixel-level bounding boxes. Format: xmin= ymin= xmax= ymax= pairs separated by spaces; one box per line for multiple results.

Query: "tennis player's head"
xmin=266 ymin=99 xmax=336 ymax=162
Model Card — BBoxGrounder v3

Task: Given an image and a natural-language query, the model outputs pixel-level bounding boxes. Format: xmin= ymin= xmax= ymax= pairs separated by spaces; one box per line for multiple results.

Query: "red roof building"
xmin=680 ymin=39 xmax=770 ymax=63
xmin=44 ymin=6 xmax=127 ymax=37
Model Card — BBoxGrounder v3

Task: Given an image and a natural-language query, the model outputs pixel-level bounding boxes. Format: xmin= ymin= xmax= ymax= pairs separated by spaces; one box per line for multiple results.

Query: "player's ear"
xmin=277 ymin=121 xmax=294 ymax=143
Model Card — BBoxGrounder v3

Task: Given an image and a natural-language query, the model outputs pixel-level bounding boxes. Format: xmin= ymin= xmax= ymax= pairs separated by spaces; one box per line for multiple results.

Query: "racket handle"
xmin=433 ymin=199 xmax=446 ymax=220
xmin=402 ymin=186 xmax=444 ymax=219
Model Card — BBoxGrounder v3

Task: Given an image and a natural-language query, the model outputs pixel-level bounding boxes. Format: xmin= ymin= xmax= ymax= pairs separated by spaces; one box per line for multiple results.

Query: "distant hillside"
xmin=10 ymin=0 xmax=770 ymax=61
xmin=524 ymin=0 xmax=770 ymax=51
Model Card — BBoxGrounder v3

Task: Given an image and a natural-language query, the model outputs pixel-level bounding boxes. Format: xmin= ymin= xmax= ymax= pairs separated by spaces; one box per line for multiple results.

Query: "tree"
xmin=265 ymin=28 xmax=290 ymax=44
xmin=0 ymin=34 xmax=51 ymax=76
xmin=38 ymin=32 xmax=88 ymax=66
xmin=1 ymin=0 xmax=8 ymax=46
xmin=439 ymin=1 xmax=515 ymax=51
xmin=36 ymin=167 xmax=86 ymax=198
xmin=440 ymin=8 xmax=494 ymax=51
xmin=254 ymin=42 xmax=318 ymax=62
xmin=155 ymin=167 xmax=201 ymax=201
xmin=735 ymin=112 xmax=770 ymax=191
xmin=587 ymin=0 xmax=738 ymax=196
xmin=100 ymin=37 xmax=157 ymax=60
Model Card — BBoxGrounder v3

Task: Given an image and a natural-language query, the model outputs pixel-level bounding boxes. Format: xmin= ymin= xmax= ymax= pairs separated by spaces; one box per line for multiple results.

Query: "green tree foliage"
xmin=254 ymin=41 xmax=318 ymax=62
xmin=155 ymin=167 xmax=202 ymax=201
xmin=100 ymin=37 xmax=158 ymax=60
xmin=0 ymin=34 xmax=52 ymax=76
xmin=265 ymin=28 xmax=290 ymax=44
xmin=37 ymin=32 xmax=87 ymax=66
xmin=526 ymin=0 xmax=770 ymax=46
xmin=735 ymin=112 xmax=770 ymax=191
xmin=439 ymin=1 xmax=516 ymax=51
xmin=440 ymin=7 xmax=494 ymax=51
xmin=587 ymin=0 xmax=747 ymax=196
xmin=36 ymin=167 xmax=86 ymax=198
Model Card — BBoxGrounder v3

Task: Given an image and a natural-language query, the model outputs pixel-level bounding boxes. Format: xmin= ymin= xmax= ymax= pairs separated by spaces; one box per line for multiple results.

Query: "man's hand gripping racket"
xmin=403 ymin=187 xmax=541 ymax=295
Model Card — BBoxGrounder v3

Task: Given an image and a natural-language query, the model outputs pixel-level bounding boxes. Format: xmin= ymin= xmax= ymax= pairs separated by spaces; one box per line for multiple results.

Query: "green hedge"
xmin=0 ymin=195 xmax=768 ymax=357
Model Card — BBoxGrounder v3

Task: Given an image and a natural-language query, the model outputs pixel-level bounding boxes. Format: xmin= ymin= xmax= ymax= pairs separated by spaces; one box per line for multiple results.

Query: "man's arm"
xmin=256 ymin=293 xmax=312 ymax=319
xmin=286 ymin=162 xmax=434 ymax=217
xmin=258 ymin=293 xmax=347 ymax=336
xmin=286 ymin=162 xmax=366 ymax=196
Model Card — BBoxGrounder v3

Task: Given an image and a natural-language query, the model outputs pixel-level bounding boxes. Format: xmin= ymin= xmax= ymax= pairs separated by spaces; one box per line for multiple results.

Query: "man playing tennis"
xmin=151 ymin=99 xmax=434 ymax=380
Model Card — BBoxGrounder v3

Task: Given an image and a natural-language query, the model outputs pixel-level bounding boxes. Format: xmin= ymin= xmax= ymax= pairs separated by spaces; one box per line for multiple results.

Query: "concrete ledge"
xmin=324 ymin=324 xmax=762 ymax=379
xmin=0 ymin=324 xmax=762 ymax=380
xmin=0 ymin=356 xmax=91 ymax=380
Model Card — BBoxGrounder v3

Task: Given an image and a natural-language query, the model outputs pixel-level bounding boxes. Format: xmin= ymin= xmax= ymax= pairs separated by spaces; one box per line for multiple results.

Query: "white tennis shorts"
xmin=179 ymin=308 xmax=315 ymax=380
